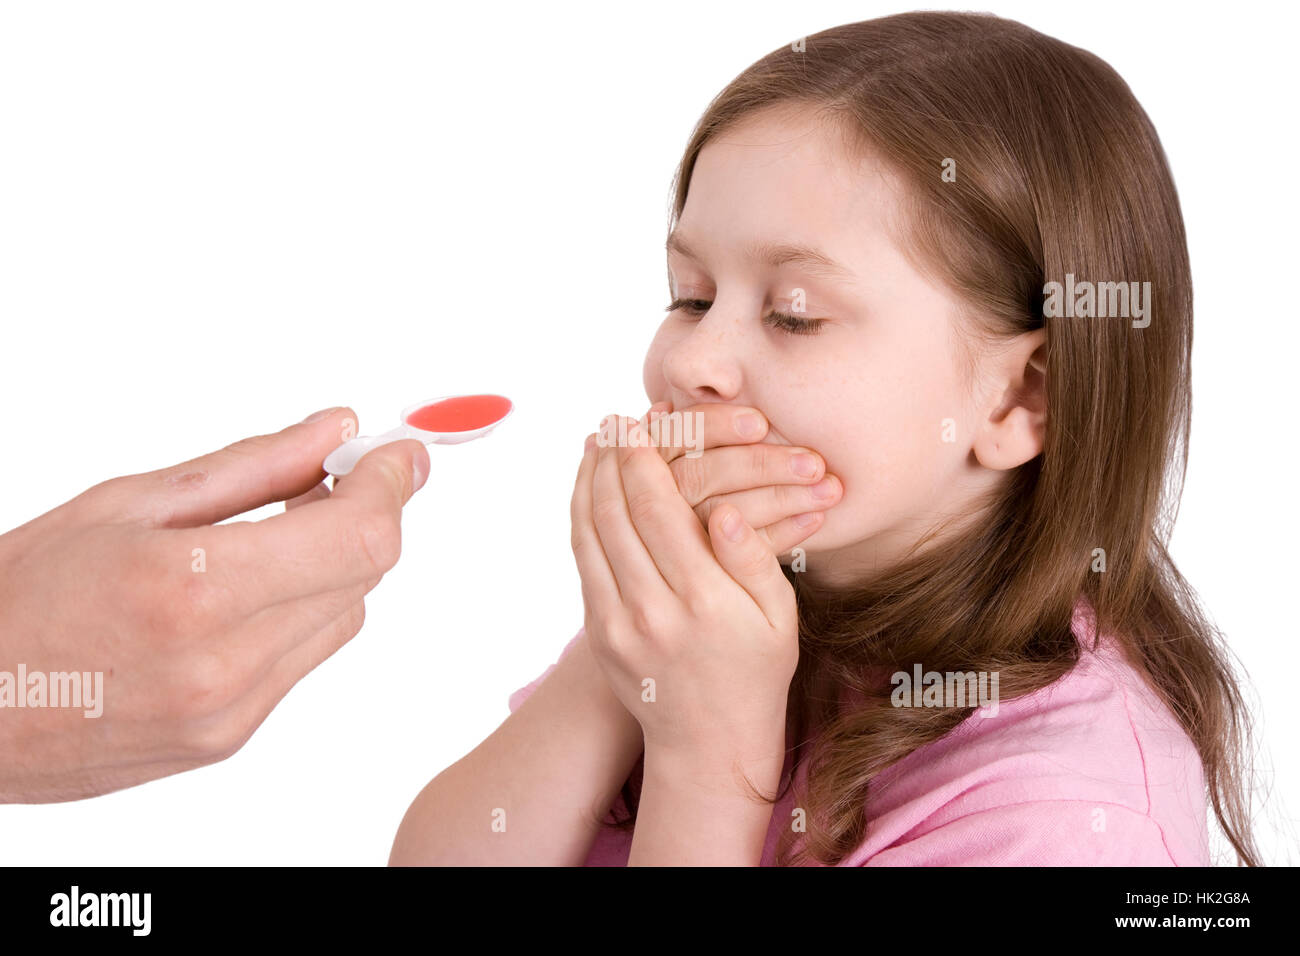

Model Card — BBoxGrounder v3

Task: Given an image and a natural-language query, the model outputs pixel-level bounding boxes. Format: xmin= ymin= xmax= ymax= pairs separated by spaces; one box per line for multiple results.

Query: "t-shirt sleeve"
xmin=507 ymin=627 xmax=586 ymax=714
xmin=863 ymin=800 xmax=1178 ymax=866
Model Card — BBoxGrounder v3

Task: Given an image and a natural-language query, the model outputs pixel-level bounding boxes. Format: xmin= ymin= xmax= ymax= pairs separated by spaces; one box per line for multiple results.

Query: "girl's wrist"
xmin=630 ymin=733 xmax=786 ymax=866
xmin=642 ymin=721 xmax=788 ymax=798
xmin=570 ymin=631 xmax=644 ymax=741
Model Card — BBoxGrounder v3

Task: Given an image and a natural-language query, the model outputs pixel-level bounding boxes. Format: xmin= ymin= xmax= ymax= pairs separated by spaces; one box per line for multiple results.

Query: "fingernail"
xmin=411 ymin=454 xmax=429 ymax=493
xmin=811 ymin=477 xmax=838 ymax=499
xmin=584 ymin=433 xmax=597 ymax=452
xmin=735 ymin=413 xmax=763 ymax=438
xmin=794 ymin=512 xmax=819 ymax=527
xmin=721 ymin=509 xmax=745 ymax=541
xmin=791 ymin=453 xmax=820 ymax=478
xmin=300 ymin=406 xmax=341 ymax=424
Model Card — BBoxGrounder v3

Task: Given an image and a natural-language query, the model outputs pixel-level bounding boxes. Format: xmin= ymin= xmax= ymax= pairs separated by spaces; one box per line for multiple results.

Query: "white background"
xmin=0 ymin=0 xmax=1295 ymax=865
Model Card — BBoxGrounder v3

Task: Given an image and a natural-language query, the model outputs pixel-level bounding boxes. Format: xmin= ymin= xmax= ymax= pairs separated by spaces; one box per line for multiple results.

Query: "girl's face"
xmin=643 ymin=105 xmax=1031 ymax=587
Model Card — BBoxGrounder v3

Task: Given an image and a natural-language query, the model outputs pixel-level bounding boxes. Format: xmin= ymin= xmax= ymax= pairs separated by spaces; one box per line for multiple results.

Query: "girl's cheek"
xmin=814 ymin=418 xmax=917 ymax=527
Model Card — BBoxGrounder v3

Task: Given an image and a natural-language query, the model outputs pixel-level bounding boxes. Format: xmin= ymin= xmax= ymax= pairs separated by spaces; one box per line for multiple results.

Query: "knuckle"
xmin=77 ymin=475 xmax=128 ymax=513
xmin=671 ymin=458 xmax=706 ymax=503
xmin=374 ymin=453 xmax=412 ymax=501
xmin=602 ymin=617 xmax=636 ymax=660
xmin=571 ymin=530 xmax=601 ymax=572
xmin=737 ymin=547 xmax=772 ymax=578
xmin=764 ymin=526 xmax=793 ymax=556
xmin=344 ymin=600 xmax=366 ymax=637
xmin=222 ymin=432 xmax=275 ymax=461
xmin=353 ymin=510 xmax=402 ymax=575
xmin=629 ymin=443 xmax=666 ymax=475
xmin=167 ymin=652 xmax=239 ymax=725
xmin=629 ymin=602 xmax=663 ymax=640
xmin=178 ymin=711 xmax=249 ymax=763
xmin=570 ymin=520 xmax=589 ymax=557
xmin=624 ymin=486 xmax=660 ymax=526
xmin=175 ymin=570 xmax=227 ymax=632
xmin=687 ymin=588 xmax=723 ymax=620
xmin=591 ymin=498 xmax=624 ymax=529
xmin=129 ymin=545 xmax=218 ymax=641
xmin=79 ymin=474 xmax=162 ymax=524
xmin=774 ymin=482 xmax=805 ymax=513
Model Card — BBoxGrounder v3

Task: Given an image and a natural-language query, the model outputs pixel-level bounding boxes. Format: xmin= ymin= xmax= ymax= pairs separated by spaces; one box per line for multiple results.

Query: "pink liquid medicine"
xmin=404 ymin=394 xmax=512 ymax=433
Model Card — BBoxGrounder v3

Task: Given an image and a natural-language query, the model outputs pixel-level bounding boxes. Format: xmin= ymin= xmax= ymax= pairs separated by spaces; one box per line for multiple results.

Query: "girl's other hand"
xmin=573 ymin=414 xmax=797 ymax=761
xmin=636 ymin=400 xmax=842 ymax=557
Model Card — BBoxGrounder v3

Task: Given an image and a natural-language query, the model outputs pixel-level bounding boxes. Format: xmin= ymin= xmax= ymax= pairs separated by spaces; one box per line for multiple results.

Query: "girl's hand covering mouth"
xmin=571 ymin=413 xmax=799 ymax=761
xmin=634 ymin=399 xmax=842 ymax=557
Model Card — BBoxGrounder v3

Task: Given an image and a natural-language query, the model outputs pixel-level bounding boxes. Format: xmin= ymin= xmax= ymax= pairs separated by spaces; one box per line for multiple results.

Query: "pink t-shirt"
xmin=507 ymin=601 xmax=1210 ymax=865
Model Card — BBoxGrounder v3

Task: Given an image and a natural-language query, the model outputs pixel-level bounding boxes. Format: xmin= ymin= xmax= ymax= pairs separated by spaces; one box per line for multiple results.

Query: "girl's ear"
xmin=972 ymin=328 xmax=1047 ymax=471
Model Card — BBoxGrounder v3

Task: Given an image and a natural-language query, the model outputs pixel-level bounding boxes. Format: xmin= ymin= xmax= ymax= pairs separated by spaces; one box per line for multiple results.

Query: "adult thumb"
xmin=330 ymin=438 xmax=430 ymax=513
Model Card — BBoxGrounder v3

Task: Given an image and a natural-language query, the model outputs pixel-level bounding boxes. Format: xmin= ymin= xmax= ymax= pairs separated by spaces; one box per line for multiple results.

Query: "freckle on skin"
xmin=165 ymin=470 xmax=210 ymax=489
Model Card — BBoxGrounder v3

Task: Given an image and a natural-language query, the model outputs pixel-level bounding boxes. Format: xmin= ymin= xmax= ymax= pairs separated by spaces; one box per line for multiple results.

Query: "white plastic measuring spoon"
xmin=322 ymin=393 xmax=513 ymax=477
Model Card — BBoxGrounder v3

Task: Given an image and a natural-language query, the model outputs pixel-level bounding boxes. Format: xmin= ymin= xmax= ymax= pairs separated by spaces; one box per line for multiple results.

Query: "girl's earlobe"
xmin=972 ymin=329 xmax=1047 ymax=471
xmin=973 ymin=407 xmax=1044 ymax=470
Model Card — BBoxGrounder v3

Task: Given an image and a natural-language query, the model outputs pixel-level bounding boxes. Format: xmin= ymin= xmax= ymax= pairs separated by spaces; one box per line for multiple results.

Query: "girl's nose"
xmin=661 ymin=309 xmax=746 ymax=402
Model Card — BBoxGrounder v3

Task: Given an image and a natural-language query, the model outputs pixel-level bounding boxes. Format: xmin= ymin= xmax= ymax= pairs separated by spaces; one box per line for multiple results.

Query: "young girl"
xmin=390 ymin=11 xmax=1258 ymax=866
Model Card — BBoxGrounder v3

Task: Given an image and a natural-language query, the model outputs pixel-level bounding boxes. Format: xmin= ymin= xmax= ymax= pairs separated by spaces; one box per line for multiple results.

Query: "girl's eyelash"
xmin=663 ymin=297 xmax=827 ymax=336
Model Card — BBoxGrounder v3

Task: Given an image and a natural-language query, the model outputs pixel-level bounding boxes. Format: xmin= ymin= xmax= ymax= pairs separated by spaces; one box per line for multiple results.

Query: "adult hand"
xmin=0 ymin=407 xmax=429 ymax=803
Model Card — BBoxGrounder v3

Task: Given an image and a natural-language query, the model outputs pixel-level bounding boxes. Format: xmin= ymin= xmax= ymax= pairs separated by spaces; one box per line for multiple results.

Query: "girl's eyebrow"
xmin=666 ymin=229 xmax=857 ymax=284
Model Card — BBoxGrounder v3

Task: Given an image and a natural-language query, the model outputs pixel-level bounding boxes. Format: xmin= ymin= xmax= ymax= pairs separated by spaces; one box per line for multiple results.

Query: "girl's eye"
xmin=663 ymin=297 xmax=827 ymax=336
xmin=765 ymin=311 xmax=827 ymax=336
xmin=664 ymin=297 xmax=713 ymax=316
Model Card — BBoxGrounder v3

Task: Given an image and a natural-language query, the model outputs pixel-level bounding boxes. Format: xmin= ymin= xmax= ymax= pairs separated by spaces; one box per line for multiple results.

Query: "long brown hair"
xmin=610 ymin=11 xmax=1260 ymax=866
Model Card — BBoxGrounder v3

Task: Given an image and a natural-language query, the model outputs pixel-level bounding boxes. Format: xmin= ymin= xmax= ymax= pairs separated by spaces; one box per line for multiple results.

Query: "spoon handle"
xmin=322 ymin=425 xmax=414 ymax=477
